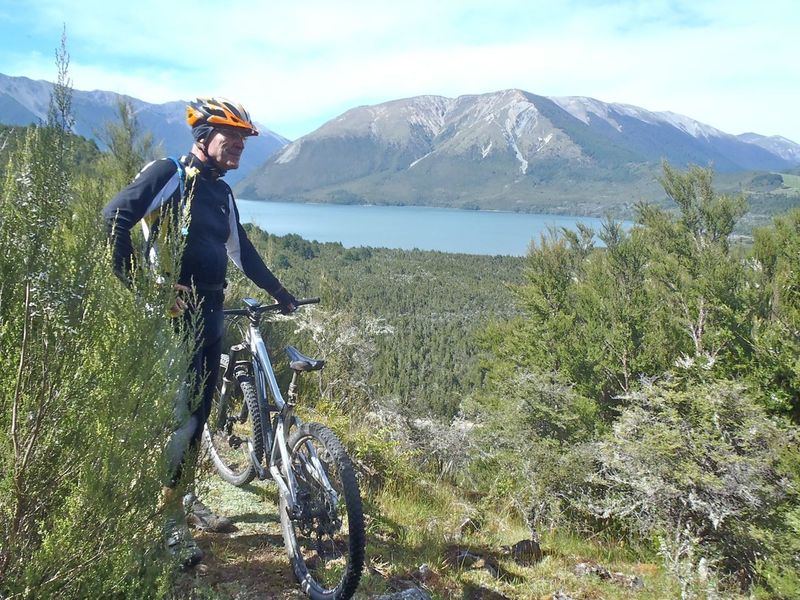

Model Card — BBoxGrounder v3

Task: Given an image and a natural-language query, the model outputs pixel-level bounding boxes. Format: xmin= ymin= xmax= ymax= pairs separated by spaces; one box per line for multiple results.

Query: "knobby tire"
xmin=203 ymin=354 xmax=265 ymax=486
xmin=280 ymin=423 xmax=365 ymax=600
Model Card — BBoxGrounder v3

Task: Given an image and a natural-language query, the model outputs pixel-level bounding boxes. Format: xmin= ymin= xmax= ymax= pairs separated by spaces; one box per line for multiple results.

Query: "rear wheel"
xmin=280 ymin=423 xmax=365 ymax=600
xmin=203 ymin=354 xmax=264 ymax=486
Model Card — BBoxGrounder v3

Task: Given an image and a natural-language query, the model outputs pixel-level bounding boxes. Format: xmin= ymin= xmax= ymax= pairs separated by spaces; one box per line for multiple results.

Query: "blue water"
xmin=237 ymin=199 xmax=617 ymax=257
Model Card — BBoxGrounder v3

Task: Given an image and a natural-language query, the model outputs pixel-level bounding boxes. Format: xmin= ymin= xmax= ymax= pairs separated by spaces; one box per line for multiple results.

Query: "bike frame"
xmin=221 ymin=301 xmax=338 ymax=518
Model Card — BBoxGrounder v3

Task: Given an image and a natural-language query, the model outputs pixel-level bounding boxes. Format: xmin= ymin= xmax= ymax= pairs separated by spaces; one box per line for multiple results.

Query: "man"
xmin=103 ymin=97 xmax=296 ymax=567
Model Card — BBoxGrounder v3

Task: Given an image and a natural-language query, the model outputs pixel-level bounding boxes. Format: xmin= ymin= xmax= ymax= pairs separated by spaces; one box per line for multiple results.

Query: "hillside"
xmin=2 ymin=90 xmax=798 ymax=597
xmin=238 ymin=89 xmax=800 ymax=216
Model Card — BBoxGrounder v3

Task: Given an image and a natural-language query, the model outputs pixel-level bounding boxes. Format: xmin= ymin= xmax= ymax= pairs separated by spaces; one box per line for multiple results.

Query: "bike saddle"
xmin=285 ymin=346 xmax=325 ymax=372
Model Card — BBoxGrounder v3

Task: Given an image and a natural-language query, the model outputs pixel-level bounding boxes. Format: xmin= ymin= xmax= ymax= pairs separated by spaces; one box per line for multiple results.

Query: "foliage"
xmin=752 ymin=503 xmax=800 ymax=599
xmin=95 ymin=97 xmax=158 ymax=190
xmin=585 ymin=381 xmax=797 ymax=596
xmin=749 ymin=208 xmax=800 ymax=420
xmin=0 ymin=46 xmax=188 ymax=597
xmin=462 ymin=369 xmax=599 ymax=527
xmin=0 ymin=124 xmax=101 ymax=181
xmin=470 ymin=163 xmax=800 ymax=594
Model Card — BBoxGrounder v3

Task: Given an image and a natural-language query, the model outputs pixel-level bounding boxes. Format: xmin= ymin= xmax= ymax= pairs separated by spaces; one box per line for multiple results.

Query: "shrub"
xmin=463 ymin=370 xmax=600 ymax=526
xmin=0 ymin=56 xmax=188 ymax=597
xmin=583 ymin=381 xmax=799 ymax=595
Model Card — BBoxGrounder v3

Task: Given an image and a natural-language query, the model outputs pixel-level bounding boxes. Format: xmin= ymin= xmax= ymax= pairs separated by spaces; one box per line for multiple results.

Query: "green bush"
xmin=0 ymin=69 xmax=188 ymax=597
xmin=463 ymin=370 xmax=600 ymax=526
xmin=753 ymin=503 xmax=800 ymax=599
xmin=749 ymin=208 xmax=800 ymax=421
xmin=584 ymin=381 xmax=799 ymax=595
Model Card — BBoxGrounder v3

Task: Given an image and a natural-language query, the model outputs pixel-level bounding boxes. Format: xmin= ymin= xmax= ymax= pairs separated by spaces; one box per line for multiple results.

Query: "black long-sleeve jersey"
xmin=102 ymin=154 xmax=286 ymax=297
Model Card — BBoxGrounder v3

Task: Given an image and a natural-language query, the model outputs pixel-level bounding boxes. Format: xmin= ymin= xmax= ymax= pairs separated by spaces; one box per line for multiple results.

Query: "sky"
xmin=0 ymin=0 xmax=798 ymax=143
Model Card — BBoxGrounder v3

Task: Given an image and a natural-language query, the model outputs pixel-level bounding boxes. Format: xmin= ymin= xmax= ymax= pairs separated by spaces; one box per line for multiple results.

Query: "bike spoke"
xmin=280 ymin=423 xmax=364 ymax=599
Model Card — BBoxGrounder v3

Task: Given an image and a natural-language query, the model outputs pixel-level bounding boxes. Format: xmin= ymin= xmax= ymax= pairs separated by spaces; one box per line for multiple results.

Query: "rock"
xmin=627 ymin=575 xmax=645 ymax=590
xmin=415 ymin=563 xmax=438 ymax=584
xmin=551 ymin=591 xmax=576 ymax=600
xmin=575 ymin=561 xmax=610 ymax=579
xmin=459 ymin=516 xmax=482 ymax=535
xmin=446 ymin=547 xmax=484 ymax=569
xmin=509 ymin=538 xmax=543 ymax=566
xmin=375 ymin=587 xmax=432 ymax=600
xmin=462 ymin=582 xmax=512 ymax=599
xmin=574 ymin=561 xmax=645 ymax=590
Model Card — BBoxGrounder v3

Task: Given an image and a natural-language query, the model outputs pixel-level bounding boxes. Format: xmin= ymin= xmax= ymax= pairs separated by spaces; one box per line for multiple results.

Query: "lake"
xmin=237 ymin=199 xmax=617 ymax=257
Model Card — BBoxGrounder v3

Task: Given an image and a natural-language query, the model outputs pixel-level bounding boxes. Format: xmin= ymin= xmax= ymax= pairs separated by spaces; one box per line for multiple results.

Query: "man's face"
xmin=205 ymin=127 xmax=247 ymax=170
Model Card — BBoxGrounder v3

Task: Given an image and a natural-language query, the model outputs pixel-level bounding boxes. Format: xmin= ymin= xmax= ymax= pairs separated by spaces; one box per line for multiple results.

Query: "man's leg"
xmin=181 ymin=301 xmax=235 ymax=532
xmin=162 ymin=311 xmax=207 ymax=567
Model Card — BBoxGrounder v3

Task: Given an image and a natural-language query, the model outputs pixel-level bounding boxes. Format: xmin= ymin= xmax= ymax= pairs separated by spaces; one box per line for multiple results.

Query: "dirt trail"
xmin=177 ymin=477 xmax=308 ymax=599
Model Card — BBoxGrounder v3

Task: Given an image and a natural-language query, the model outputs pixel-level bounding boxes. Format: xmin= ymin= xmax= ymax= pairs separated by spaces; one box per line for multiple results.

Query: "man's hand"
xmin=168 ymin=284 xmax=192 ymax=317
xmin=274 ymin=287 xmax=298 ymax=314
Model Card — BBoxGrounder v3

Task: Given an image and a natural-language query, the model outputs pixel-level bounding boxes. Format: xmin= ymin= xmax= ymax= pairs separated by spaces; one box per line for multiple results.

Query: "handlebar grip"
xmin=295 ymin=297 xmax=320 ymax=306
xmin=223 ymin=297 xmax=321 ymax=316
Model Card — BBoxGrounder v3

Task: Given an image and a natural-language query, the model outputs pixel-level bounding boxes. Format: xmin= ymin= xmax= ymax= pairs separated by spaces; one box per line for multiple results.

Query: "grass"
xmin=779 ymin=172 xmax=800 ymax=190
xmin=172 ymin=453 xmax=765 ymax=599
xmin=366 ymin=478 xmax=685 ymax=599
xmin=170 ymin=418 xmax=758 ymax=600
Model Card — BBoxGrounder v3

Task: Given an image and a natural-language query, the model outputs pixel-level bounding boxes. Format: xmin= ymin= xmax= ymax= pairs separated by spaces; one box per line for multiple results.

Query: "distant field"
xmin=780 ymin=172 xmax=800 ymax=189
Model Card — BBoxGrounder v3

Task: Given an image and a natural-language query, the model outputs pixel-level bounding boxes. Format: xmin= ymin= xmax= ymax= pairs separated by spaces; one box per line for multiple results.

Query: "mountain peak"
xmin=239 ymin=88 xmax=800 ymax=212
xmin=0 ymin=72 xmax=289 ymax=185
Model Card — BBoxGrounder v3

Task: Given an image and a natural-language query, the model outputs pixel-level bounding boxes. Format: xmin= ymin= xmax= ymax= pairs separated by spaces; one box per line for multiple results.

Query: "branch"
xmin=11 ymin=282 xmax=32 ymax=465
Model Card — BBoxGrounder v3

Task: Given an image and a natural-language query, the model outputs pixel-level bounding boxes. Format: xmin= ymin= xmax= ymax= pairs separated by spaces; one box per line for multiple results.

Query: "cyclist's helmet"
xmin=186 ymin=97 xmax=259 ymax=140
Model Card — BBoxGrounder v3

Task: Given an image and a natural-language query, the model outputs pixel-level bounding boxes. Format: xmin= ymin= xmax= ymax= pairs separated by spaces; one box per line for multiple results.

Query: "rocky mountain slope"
xmin=0 ymin=72 xmax=288 ymax=184
xmin=238 ymin=89 xmax=800 ymax=214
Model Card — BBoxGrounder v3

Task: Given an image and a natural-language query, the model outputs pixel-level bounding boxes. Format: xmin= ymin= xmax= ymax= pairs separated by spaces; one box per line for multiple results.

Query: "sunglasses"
xmin=216 ymin=127 xmax=249 ymax=142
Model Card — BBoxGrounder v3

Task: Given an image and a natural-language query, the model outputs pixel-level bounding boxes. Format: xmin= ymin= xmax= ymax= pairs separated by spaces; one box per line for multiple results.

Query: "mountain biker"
xmin=102 ymin=97 xmax=297 ymax=567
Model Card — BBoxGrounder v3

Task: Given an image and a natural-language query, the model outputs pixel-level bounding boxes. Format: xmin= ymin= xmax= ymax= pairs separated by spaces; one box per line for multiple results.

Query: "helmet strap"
xmin=194 ymin=133 xmax=227 ymax=178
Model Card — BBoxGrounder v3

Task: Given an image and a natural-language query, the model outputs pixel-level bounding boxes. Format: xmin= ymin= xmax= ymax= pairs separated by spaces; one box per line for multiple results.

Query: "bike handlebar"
xmin=223 ymin=297 xmax=320 ymax=317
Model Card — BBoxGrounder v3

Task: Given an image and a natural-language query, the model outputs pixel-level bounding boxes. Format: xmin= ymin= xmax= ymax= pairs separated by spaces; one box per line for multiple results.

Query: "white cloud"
xmin=3 ymin=0 xmax=799 ymax=141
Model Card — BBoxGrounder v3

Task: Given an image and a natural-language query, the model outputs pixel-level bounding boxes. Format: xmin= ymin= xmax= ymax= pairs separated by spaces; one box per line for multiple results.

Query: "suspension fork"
xmin=215 ymin=342 xmax=246 ymax=430
xmin=246 ymin=328 xmax=301 ymax=510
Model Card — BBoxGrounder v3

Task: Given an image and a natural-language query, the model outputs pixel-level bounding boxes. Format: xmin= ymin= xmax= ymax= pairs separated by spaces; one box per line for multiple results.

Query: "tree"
xmin=0 ymin=36 xmax=186 ymax=598
xmin=749 ymin=208 xmax=800 ymax=421
xmin=97 ymin=97 xmax=157 ymax=189
xmin=637 ymin=163 xmax=749 ymax=377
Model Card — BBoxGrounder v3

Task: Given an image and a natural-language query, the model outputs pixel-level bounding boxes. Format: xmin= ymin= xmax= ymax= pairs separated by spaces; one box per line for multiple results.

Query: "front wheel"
xmin=280 ymin=423 xmax=365 ymax=600
xmin=202 ymin=354 xmax=265 ymax=486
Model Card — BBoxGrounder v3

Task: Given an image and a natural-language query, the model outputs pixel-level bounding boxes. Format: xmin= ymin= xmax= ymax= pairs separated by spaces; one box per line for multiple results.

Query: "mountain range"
xmin=238 ymin=89 xmax=800 ymax=214
xmin=0 ymin=73 xmax=287 ymax=185
xmin=2 ymin=72 xmax=799 ymax=215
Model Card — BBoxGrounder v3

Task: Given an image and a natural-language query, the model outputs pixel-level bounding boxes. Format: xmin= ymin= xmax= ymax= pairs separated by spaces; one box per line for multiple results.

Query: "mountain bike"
xmin=202 ymin=297 xmax=365 ymax=600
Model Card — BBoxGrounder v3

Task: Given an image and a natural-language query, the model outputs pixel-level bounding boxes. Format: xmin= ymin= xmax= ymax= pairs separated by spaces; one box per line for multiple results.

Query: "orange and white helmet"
xmin=186 ymin=97 xmax=259 ymax=137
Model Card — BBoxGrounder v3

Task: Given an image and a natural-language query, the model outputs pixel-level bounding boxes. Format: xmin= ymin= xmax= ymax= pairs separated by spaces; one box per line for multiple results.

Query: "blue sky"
xmin=1 ymin=0 xmax=798 ymax=143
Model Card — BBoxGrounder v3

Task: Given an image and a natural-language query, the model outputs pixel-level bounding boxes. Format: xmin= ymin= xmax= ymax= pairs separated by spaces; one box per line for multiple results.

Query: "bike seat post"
xmin=287 ymin=370 xmax=301 ymax=405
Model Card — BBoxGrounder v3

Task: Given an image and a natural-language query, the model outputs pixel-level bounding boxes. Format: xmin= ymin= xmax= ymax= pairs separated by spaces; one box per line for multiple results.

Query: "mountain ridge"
xmin=2 ymin=72 xmax=798 ymax=212
xmin=239 ymin=88 xmax=800 ymax=215
xmin=0 ymin=72 xmax=289 ymax=184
